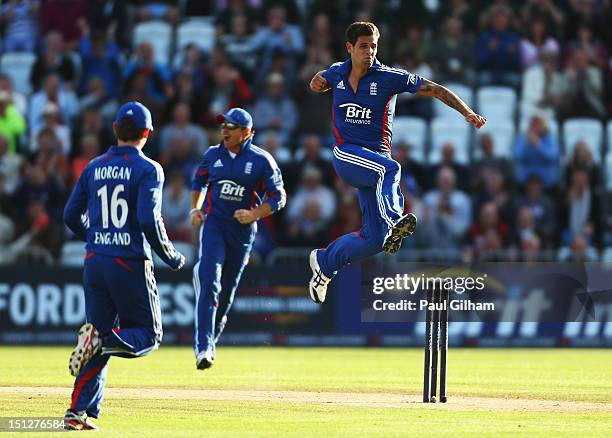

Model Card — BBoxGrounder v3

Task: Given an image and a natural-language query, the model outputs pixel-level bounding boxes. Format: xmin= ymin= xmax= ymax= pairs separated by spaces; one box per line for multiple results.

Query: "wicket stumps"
xmin=423 ymin=288 xmax=449 ymax=403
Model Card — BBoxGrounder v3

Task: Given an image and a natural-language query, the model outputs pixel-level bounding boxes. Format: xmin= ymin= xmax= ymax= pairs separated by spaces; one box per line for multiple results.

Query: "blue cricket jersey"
xmin=191 ymin=138 xmax=286 ymax=226
xmin=322 ymin=58 xmax=424 ymax=153
xmin=63 ymin=145 xmax=183 ymax=269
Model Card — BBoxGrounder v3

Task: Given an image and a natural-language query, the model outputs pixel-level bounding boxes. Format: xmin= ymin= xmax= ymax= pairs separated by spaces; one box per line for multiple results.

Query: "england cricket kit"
xmin=191 ymin=137 xmax=285 ymax=359
xmin=317 ymin=58 xmax=423 ymax=276
xmin=63 ymin=126 xmax=183 ymax=416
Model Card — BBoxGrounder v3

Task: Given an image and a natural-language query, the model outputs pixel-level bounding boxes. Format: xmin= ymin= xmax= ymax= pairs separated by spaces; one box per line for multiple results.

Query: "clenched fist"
xmin=310 ymin=71 xmax=331 ymax=93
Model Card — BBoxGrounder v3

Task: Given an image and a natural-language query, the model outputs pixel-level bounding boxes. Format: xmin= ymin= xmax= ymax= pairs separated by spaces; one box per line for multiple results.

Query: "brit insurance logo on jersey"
xmin=339 ymin=102 xmax=372 ymax=125
xmin=218 ymin=179 xmax=246 ymax=201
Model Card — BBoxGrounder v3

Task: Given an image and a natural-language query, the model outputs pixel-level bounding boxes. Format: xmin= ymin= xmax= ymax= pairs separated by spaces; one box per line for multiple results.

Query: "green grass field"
xmin=0 ymin=346 xmax=610 ymax=437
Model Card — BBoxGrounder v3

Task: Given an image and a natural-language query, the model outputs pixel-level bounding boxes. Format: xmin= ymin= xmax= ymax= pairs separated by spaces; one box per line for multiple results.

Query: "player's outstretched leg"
xmin=69 ymin=322 xmax=102 ymax=377
xmin=382 ymin=213 xmax=418 ymax=254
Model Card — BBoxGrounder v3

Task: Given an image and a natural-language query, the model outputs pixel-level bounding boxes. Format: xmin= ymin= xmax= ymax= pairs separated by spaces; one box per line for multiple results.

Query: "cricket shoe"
xmin=196 ymin=350 xmax=215 ymax=370
xmin=63 ymin=409 xmax=99 ymax=431
xmin=308 ymin=250 xmax=333 ymax=304
xmin=382 ymin=213 xmax=417 ymax=254
xmin=69 ymin=323 xmax=101 ymax=377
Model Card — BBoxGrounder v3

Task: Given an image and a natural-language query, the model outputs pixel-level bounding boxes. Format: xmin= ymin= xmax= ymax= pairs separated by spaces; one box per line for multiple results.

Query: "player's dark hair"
xmin=114 ymin=117 xmax=147 ymax=142
xmin=345 ymin=22 xmax=380 ymax=45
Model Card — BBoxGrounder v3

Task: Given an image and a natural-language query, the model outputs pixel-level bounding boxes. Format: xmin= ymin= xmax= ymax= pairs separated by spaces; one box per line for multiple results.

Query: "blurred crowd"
xmin=0 ymin=0 xmax=611 ymax=265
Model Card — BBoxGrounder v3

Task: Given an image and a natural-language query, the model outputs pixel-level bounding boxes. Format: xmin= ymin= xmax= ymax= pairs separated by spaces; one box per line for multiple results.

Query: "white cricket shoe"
xmin=69 ymin=323 xmax=101 ymax=377
xmin=196 ymin=350 xmax=215 ymax=370
xmin=309 ymin=250 xmax=333 ymax=304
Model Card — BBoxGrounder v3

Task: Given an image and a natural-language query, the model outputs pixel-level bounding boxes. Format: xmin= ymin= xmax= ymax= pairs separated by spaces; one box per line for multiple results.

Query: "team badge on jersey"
xmin=244 ymin=162 xmax=252 ymax=174
xmin=337 ymin=80 xmax=345 ymax=90
xmin=370 ymin=82 xmax=377 ymax=96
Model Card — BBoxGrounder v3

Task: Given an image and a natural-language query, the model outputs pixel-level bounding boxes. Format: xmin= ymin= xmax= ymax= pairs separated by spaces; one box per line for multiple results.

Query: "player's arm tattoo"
xmin=416 ymin=79 xmax=473 ymax=117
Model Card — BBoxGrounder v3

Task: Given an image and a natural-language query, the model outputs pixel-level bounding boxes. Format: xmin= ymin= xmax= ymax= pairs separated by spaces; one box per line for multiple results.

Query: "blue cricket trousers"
xmin=70 ymin=254 xmax=162 ymax=417
xmin=317 ymin=143 xmax=404 ymax=277
xmin=193 ymin=216 xmax=254 ymax=357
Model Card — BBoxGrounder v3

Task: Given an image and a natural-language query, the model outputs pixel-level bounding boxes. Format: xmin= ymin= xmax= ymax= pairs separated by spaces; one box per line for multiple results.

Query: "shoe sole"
xmin=382 ymin=214 xmax=417 ymax=254
xmin=69 ymin=323 xmax=97 ymax=377
xmin=308 ymin=250 xmax=324 ymax=304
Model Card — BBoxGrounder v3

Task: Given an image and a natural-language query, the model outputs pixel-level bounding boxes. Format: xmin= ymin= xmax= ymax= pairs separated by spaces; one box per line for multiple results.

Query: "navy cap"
xmin=115 ymin=101 xmax=154 ymax=131
xmin=215 ymin=107 xmax=252 ymax=128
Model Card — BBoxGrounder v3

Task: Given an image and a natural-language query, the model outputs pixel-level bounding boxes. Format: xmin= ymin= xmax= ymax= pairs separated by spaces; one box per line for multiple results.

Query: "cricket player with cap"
xmin=62 ymin=101 xmax=186 ymax=430
xmin=191 ymin=107 xmax=286 ymax=370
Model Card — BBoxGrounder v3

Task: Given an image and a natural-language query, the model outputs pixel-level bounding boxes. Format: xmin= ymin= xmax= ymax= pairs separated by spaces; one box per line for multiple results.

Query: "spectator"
xmin=134 ymin=1 xmax=178 ymax=26
xmin=215 ymin=0 xmax=261 ymax=35
xmin=32 ymin=102 xmax=70 ymax=155
xmin=476 ymin=5 xmax=521 ymax=87
xmin=283 ymin=197 xmax=330 ymax=247
xmin=249 ymin=5 xmax=304 ymax=89
xmin=559 ymin=233 xmax=597 ymax=262
xmin=295 ymin=46 xmax=333 ymax=136
xmin=473 ymin=169 xmax=514 ymax=226
xmin=392 ymin=140 xmax=427 ymax=196
xmin=0 ymin=90 xmax=26 ymax=154
xmin=78 ymin=76 xmax=118 ymax=122
xmin=286 ymin=166 xmax=336 ymax=224
xmin=394 ymin=24 xmax=431 ymax=69
xmin=0 ymin=134 xmax=23 ymax=195
xmin=159 ymin=129 xmax=199 ymax=186
xmin=40 ymin=0 xmax=87 ymax=50
xmin=512 ymin=205 xmax=538 ymax=247
xmin=86 ymin=0 xmax=128 ymax=48
xmin=123 ymin=42 xmax=172 ymax=104
xmin=436 ymin=0 xmax=478 ymax=31
xmin=161 ymin=171 xmax=192 ymax=242
xmin=566 ymin=23 xmax=608 ymax=69
xmin=467 ymin=201 xmax=509 ymax=260
xmin=220 ymin=13 xmax=258 ymax=78
xmin=558 ymin=48 xmax=606 ymax=120
xmin=520 ymin=48 xmax=563 ymax=119
xmin=204 ymin=63 xmax=252 ymax=126
xmin=173 ymin=43 xmax=209 ymax=93
xmin=29 ymin=74 xmax=79 ymax=138
xmin=519 ymin=17 xmax=560 ymax=69
xmin=394 ymin=49 xmax=433 ymax=119
xmin=291 ymin=134 xmax=333 ymax=189
xmin=422 ymin=166 xmax=471 ymax=250
xmin=563 ymin=167 xmax=600 ymax=245
xmin=78 ymin=21 xmax=122 ymax=98
xmin=430 ymin=17 xmax=475 ymax=85
xmin=0 ymin=74 xmax=27 ymax=116
xmin=428 ymin=143 xmax=469 ymax=192
xmin=166 ymin=70 xmax=206 ymax=126
xmin=514 ymin=115 xmax=559 ymax=189
xmin=71 ymin=106 xmax=114 ymax=153
xmin=159 ymin=102 xmax=208 ymax=156
xmin=471 ymin=133 xmax=514 ymax=193
xmin=520 ymin=0 xmax=564 ymax=38
xmin=517 ymin=175 xmax=556 ymax=246
xmin=258 ymin=131 xmax=291 ymax=172
xmin=329 ymin=193 xmax=362 ymax=242
xmin=70 ymin=133 xmax=99 ymax=187
xmin=30 ymin=31 xmax=76 ymax=90
xmin=308 ymin=13 xmax=333 ymax=53
xmin=0 ymin=0 xmax=39 ymax=52
xmin=252 ymin=72 xmax=297 ymax=147
xmin=564 ymin=140 xmax=600 ymax=190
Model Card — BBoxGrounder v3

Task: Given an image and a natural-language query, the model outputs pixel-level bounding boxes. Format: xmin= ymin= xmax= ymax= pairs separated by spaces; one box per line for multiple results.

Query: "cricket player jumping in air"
xmin=62 ymin=102 xmax=186 ymax=430
xmin=308 ymin=22 xmax=486 ymax=303
xmin=190 ymin=108 xmax=286 ymax=370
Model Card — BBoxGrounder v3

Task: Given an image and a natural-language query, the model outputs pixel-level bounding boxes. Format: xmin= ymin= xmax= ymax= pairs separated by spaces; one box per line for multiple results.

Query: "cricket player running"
xmin=190 ymin=108 xmax=286 ymax=370
xmin=62 ymin=102 xmax=186 ymax=430
xmin=308 ymin=22 xmax=486 ymax=303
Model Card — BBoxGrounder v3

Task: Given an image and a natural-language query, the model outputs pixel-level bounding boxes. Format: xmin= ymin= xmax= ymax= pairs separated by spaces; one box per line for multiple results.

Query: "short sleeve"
xmin=322 ymin=62 xmax=342 ymax=87
xmin=389 ymin=69 xmax=424 ymax=95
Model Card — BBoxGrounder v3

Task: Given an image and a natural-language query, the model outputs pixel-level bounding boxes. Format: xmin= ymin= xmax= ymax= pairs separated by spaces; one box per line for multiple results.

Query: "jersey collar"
xmin=220 ymin=137 xmax=253 ymax=156
xmin=338 ymin=57 xmax=382 ymax=76
xmin=108 ymin=145 xmax=140 ymax=154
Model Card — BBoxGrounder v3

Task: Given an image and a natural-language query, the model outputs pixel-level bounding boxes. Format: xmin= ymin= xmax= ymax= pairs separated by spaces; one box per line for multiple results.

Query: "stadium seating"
xmin=176 ymin=19 xmax=216 ymax=55
xmin=133 ymin=20 xmax=173 ymax=66
xmin=429 ymin=117 xmax=470 ymax=164
xmin=474 ymin=119 xmax=516 ymax=159
xmin=0 ymin=52 xmax=36 ymax=95
xmin=433 ymin=83 xmax=473 ymax=120
xmin=562 ymin=118 xmax=604 ymax=163
xmin=476 ymin=86 xmax=517 ymax=121
xmin=59 ymin=241 xmax=86 ymax=267
xmin=392 ymin=116 xmax=427 ymax=162
xmin=601 ymin=247 xmax=612 ymax=263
